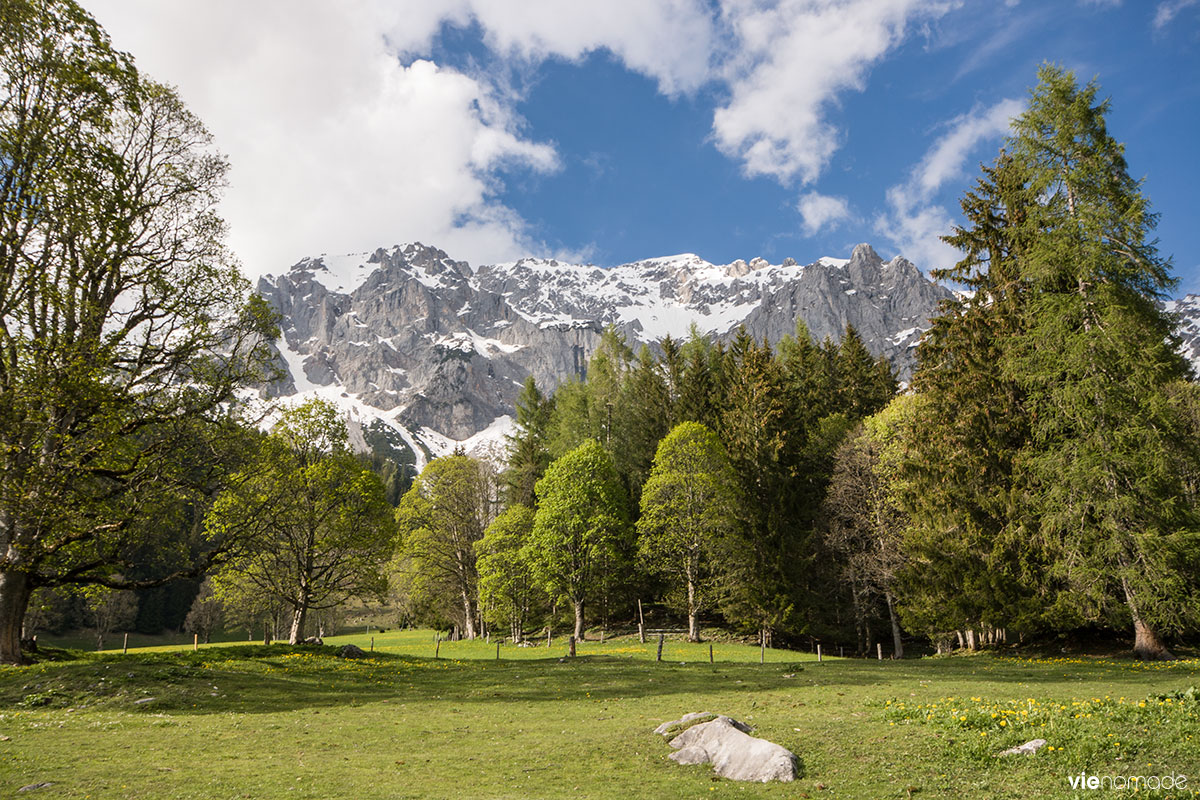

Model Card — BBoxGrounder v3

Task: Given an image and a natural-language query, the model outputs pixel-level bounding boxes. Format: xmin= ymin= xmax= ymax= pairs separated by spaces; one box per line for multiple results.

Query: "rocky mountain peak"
xmin=257 ymin=241 xmax=957 ymax=465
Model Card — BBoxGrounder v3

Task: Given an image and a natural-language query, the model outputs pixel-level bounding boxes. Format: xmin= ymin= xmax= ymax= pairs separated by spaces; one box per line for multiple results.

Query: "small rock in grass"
xmin=337 ymin=644 xmax=367 ymax=659
xmin=998 ymin=739 xmax=1047 ymax=756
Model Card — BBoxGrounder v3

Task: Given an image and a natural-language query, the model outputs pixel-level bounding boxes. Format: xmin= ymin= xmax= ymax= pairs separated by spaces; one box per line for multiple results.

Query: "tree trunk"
xmin=288 ymin=604 xmax=307 ymax=645
xmin=0 ymin=569 xmax=33 ymax=665
xmin=1124 ymin=580 xmax=1173 ymax=660
xmin=965 ymin=628 xmax=977 ymax=651
xmin=573 ymin=598 xmax=585 ymax=641
xmin=461 ymin=592 xmax=477 ymax=640
xmin=885 ymin=591 xmax=904 ymax=659
xmin=686 ymin=578 xmax=699 ymax=643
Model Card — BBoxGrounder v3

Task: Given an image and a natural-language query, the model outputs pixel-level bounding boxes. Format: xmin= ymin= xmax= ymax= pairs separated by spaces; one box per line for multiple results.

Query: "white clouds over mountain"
xmin=88 ymin=0 xmax=1016 ymax=277
xmin=876 ymin=98 xmax=1023 ymax=271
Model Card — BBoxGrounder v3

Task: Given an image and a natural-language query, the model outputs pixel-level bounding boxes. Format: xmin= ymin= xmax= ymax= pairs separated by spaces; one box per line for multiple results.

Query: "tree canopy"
xmin=0 ymin=0 xmax=277 ymax=664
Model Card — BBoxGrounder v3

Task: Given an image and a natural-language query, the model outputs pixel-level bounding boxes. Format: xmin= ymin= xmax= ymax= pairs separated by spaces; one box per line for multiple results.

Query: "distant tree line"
xmin=391 ymin=321 xmax=895 ymax=646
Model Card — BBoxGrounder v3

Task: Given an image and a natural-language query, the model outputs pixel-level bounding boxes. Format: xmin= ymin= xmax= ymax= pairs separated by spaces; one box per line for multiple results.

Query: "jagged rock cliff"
xmin=255 ymin=241 xmax=954 ymax=465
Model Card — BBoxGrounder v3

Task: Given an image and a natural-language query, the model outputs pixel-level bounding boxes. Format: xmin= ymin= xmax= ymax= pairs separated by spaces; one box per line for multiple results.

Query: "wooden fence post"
xmin=123 ymin=633 xmax=128 ymax=655
xmin=638 ymin=600 xmax=646 ymax=644
xmin=656 ymin=633 xmax=664 ymax=662
xmin=370 ymin=636 xmax=374 ymax=652
xmin=817 ymin=644 xmax=822 ymax=663
xmin=496 ymin=641 xmax=501 ymax=660
xmin=569 ymin=635 xmax=576 ymax=658
xmin=435 ymin=636 xmax=441 ymax=659
xmin=709 ymin=643 xmax=713 ymax=664
xmin=877 ymin=642 xmax=883 ymax=661
xmin=193 ymin=633 xmax=198 ymax=652
xmin=760 ymin=635 xmax=765 ymax=665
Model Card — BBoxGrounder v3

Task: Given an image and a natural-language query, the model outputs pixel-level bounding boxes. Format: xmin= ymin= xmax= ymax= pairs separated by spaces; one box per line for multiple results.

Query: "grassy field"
xmin=2 ymin=631 xmax=1199 ymax=799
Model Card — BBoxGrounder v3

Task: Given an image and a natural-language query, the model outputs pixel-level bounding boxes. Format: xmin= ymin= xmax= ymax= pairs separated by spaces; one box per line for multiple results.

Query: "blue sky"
xmin=90 ymin=1 xmax=1200 ymax=293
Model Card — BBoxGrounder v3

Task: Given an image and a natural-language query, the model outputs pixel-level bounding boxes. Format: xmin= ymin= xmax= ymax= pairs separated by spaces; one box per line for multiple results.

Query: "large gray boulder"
xmin=658 ymin=714 xmax=799 ymax=783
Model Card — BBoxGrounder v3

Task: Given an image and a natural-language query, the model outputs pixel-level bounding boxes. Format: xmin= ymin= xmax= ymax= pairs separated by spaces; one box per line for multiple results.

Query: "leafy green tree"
xmin=476 ymin=505 xmax=543 ymax=642
xmin=637 ymin=423 xmax=741 ymax=641
xmin=526 ymin=440 xmax=631 ymax=640
xmin=0 ymin=0 xmax=277 ymax=663
xmin=207 ymin=400 xmax=395 ymax=644
xmin=394 ymin=454 xmax=498 ymax=638
xmin=80 ymin=585 xmax=138 ymax=651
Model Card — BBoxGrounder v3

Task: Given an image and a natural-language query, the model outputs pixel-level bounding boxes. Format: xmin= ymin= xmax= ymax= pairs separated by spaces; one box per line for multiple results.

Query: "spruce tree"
xmin=1004 ymin=66 xmax=1199 ymax=658
xmin=899 ymin=153 xmax=1041 ymax=645
xmin=503 ymin=377 xmax=554 ymax=508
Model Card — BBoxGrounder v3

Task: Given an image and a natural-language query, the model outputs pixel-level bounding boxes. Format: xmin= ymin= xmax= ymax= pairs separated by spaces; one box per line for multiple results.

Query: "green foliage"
xmin=0 ymin=0 xmax=278 ymax=663
xmin=637 ymin=422 xmax=741 ymax=640
xmin=502 ymin=377 xmax=553 ymax=508
xmin=901 ymin=65 xmax=1200 ymax=657
xmin=526 ymin=439 xmax=632 ymax=637
xmin=476 ymin=504 xmax=544 ymax=641
xmin=207 ymin=400 xmax=396 ymax=644
xmin=393 ymin=454 xmax=498 ymax=637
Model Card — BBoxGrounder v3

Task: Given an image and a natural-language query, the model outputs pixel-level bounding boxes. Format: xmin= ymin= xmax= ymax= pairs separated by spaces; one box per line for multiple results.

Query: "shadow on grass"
xmin=3 ymin=644 xmax=1196 ymax=719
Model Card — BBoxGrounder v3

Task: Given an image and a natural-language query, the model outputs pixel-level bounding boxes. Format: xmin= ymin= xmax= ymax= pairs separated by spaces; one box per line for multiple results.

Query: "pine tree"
xmin=503 ymin=377 xmax=554 ymax=508
xmin=714 ymin=330 xmax=796 ymax=644
xmin=1004 ymin=66 xmax=1200 ymax=658
xmin=676 ymin=327 xmax=723 ymax=430
xmin=834 ymin=325 xmax=894 ymax=419
xmin=899 ymin=153 xmax=1041 ymax=645
xmin=618 ymin=346 xmax=674 ymax=500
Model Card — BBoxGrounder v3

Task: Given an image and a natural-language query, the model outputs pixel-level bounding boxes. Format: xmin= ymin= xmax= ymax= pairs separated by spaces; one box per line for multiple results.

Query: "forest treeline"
xmin=385 ymin=65 xmax=1200 ymax=660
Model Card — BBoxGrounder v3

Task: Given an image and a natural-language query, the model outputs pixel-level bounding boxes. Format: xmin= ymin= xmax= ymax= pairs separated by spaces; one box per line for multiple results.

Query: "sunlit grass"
xmin=2 ymin=633 xmax=1199 ymax=798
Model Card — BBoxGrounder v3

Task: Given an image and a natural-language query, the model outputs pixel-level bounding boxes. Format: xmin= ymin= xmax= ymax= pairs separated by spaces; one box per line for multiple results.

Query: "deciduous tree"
xmin=637 ymin=423 xmax=741 ymax=642
xmin=526 ymin=440 xmax=631 ymax=640
xmin=0 ymin=0 xmax=278 ymax=663
xmin=207 ymin=400 xmax=395 ymax=644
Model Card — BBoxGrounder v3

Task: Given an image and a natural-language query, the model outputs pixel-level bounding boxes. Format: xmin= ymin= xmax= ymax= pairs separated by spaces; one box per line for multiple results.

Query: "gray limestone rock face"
xmin=257 ymin=241 xmax=957 ymax=454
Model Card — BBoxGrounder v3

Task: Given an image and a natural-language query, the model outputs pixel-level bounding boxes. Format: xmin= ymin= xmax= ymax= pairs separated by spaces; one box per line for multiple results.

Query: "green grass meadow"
xmin=2 ymin=631 xmax=1199 ymax=798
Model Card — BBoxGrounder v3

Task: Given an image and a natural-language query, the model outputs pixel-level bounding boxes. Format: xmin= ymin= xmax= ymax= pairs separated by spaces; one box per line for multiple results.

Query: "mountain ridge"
xmin=254 ymin=241 xmax=954 ymax=467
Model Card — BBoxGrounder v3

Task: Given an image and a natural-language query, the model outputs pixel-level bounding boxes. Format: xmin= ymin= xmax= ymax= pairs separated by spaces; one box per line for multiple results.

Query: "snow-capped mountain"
xmin=1164 ymin=295 xmax=1200 ymax=375
xmin=254 ymin=241 xmax=954 ymax=469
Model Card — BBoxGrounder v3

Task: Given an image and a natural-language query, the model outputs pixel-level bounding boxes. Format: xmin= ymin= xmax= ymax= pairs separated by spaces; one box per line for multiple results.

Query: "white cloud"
xmin=797 ymin=192 xmax=852 ymax=235
xmin=83 ymin=0 xmax=991 ymax=277
xmin=913 ymin=99 xmax=1024 ymax=195
xmin=1154 ymin=0 xmax=1199 ymax=28
xmin=86 ymin=0 xmax=716 ymax=278
xmin=711 ymin=0 xmax=959 ymax=184
xmin=876 ymin=98 xmax=1019 ymax=270
xmin=436 ymin=0 xmax=716 ymax=95
xmin=87 ymin=1 xmax=577 ymax=278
